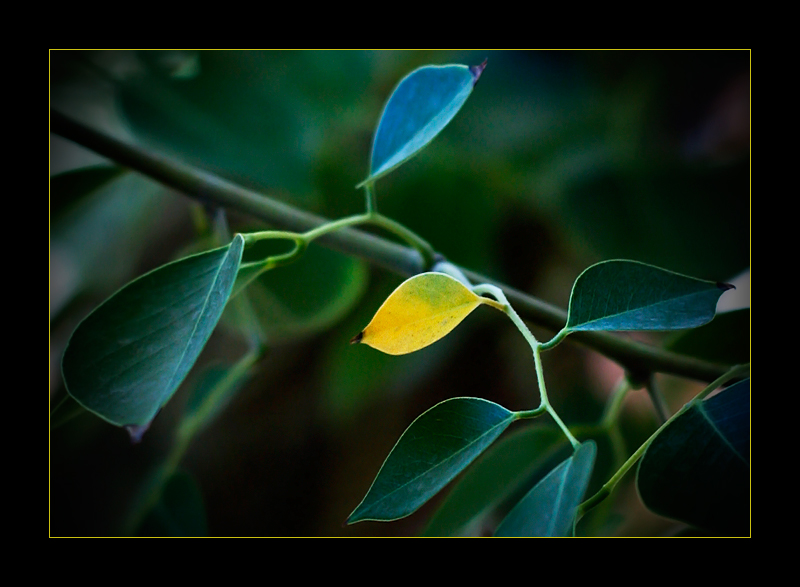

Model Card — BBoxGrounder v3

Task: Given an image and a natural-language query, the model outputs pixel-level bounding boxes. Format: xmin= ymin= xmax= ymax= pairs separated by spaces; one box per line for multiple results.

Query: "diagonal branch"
xmin=50 ymin=111 xmax=732 ymax=383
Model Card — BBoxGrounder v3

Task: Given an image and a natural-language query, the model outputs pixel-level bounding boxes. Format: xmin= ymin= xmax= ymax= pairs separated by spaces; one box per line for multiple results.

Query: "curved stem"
xmin=367 ymin=213 xmax=437 ymax=270
xmin=51 ymin=111 xmax=734 ymax=383
xmin=539 ymin=328 xmax=570 ymax=351
xmin=473 ymin=283 xmax=580 ymax=449
xmin=576 ymin=363 xmax=750 ymax=519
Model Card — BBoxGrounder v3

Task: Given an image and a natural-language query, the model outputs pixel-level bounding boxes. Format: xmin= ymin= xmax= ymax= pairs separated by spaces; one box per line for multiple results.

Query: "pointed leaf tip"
xmin=470 ymin=59 xmax=487 ymax=86
xmin=349 ymin=331 xmax=364 ymax=345
xmin=565 ymin=260 xmax=733 ymax=333
xmin=363 ymin=64 xmax=480 ymax=185
xmin=125 ymin=419 xmax=154 ymax=443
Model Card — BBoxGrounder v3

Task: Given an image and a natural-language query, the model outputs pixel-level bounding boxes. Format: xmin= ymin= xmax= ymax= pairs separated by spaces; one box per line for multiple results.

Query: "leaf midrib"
xmin=163 ymin=240 xmax=237 ymax=403
xmin=356 ymin=409 xmax=512 ymax=520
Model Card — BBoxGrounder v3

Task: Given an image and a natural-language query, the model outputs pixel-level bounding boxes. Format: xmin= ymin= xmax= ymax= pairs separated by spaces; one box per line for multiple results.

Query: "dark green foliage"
xmin=637 ymin=379 xmax=750 ymax=536
xmin=50 ymin=51 xmax=749 ymax=537
xmin=62 ymin=236 xmax=243 ymax=428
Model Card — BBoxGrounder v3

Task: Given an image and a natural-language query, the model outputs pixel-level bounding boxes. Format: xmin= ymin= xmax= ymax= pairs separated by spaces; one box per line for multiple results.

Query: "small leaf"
xmin=62 ymin=235 xmax=244 ymax=428
xmin=637 ymin=379 xmax=749 ymax=535
xmin=359 ymin=63 xmax=484 ymax=186
xmin=421 ymin=425 xmax=569 ymax=536
xmin=347 ymin=397 xmax=516 ymax=524
xmin=566 ymin=260 xmax=732 ymax=332
xmin=494 ymin=441 xmax=596 ymax=537
xmin=351 ymin=272 xmax=503 ymax=355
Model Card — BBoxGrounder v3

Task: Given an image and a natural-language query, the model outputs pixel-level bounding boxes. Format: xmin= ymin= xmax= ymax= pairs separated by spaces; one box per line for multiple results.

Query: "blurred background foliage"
xmin=50 ymin=50 xmax=749 ymax=536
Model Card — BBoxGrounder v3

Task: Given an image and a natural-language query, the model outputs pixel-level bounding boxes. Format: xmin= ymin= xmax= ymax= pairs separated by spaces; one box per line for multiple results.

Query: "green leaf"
xmin=347 ymin=397 xmax=515 ymax=524
xmin=359 ymin=62 xmax=485 ymax=186
xmin=494 ymin=440 xmax=596 ymax=537
xmin=637 ymin=379 xmax=749 ymax=535
xmin=421 ymin=426 xmax=569 ymax=536
xmin=62 ymin=235 xmax=244 ymax=429
xmin=565 ymin=260 xmax=732 ymax=332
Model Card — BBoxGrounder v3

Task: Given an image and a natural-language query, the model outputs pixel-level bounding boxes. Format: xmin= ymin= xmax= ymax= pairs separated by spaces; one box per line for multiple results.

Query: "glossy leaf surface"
xmin=421 ymin=426 xmax=569 ymax=536
xmin=494 ymin=441 xmax=596 ymax=537
xmin=347 ymin=397 xmax=515 ymax=524
xmin=360 ymin=63 xmax=484 ymax=186
xmin=62 ymin=235 xmax=244 ymax=428
xmin=352 ymin=272 xmax=503 ymax=355
xmin=637 ymin=379 xmax=749 ymax=535
xmin=566 ymin=260 xmax=732 ymax=332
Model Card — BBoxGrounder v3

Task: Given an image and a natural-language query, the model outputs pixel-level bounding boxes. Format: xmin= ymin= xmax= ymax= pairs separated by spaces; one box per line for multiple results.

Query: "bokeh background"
xmin=50 ymin=50 xmax=750 ymax=536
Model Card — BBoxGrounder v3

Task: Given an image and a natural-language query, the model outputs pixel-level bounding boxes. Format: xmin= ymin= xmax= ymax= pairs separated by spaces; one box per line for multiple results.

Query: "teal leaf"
xmin=494 ymin=441 xmax=596 ymax=537
xmin=359 ymin=62 xmax=485 ymax=186
xmin=421 ymin=426 xmax=569 ymax=536
xmin=347 ymin=397 xmax=515 ymax=524
xmin=62 ymin=235 xmax=244 ymax=429
xmin=637 ymin=379 xmax=749 ymax=535
xmin=566 ymin=260 xmax=732 ymax=332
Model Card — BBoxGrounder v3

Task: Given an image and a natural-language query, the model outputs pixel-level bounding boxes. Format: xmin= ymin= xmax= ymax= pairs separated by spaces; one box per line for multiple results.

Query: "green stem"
xmin=246 ymin=211 xmax=436 ymax=272
xmin=302 ymin=213 xmax=372 ymax=242
xmin=367 ymin=213 xmax=436 ymax=270
xmin=51 ymin=111 xmax=734 ymax=384
xmin=576 ymin=364 xmax=750 ymax=519
xmin=473 ymin=283 xmax=580 ymax=450
xmin=364 ymin=183 xmax=378 ymax=215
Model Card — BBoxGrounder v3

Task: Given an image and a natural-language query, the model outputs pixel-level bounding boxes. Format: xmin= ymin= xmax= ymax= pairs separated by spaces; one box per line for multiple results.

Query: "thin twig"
xmin=50 ymin=111 xmax=732 ymax=383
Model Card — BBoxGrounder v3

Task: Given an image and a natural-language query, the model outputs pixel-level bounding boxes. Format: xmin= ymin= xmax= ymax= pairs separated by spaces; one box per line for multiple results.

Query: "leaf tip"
xmin=350 ymin=331 xmax=364 ymax=345
xmin=124 ymin=418 xmax=154 ymax=444
xmin=470 ymin=59 xmax=488 ymax=86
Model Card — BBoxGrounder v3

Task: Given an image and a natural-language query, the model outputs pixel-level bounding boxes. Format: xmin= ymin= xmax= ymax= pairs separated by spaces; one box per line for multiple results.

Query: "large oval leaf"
xmin=637 ymin=379 xmax=749 ymax=535
xmin=351 ymin=272 xmax=503 ymax=356
xmin=62 ymin=235 xmax=244 ymax=429
xmin=421 ymin=425 xmax=569 ymax=536
xmin=347 ymin=397 xmax=515 ymax=524
xmin=566 ymin=260 xmax=733 ymax=332
xmin=359 ymin=62 xmax=485 ymax=186
xmin=494 ymin=440 xmax=596 ymax=537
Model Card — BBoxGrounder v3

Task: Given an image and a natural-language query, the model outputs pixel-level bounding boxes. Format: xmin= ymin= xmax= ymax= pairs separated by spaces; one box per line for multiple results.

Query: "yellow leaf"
xmin=351 ymin=272 xmax=505 ymax=355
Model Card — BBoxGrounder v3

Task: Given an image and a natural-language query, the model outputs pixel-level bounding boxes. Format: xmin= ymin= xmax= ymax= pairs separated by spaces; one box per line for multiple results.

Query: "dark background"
xmin=50 ymin=50 xmax=750 ymax=536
